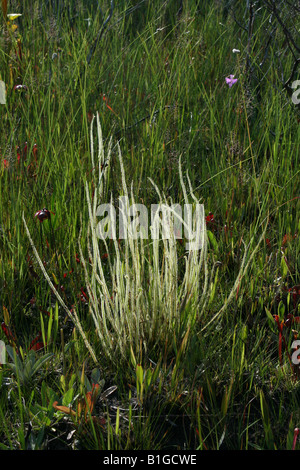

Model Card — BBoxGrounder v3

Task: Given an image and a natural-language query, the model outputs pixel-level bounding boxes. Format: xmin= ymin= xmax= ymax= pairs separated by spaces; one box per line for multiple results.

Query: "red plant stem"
xmin=274 ymin=316 xmax=294 ymax=372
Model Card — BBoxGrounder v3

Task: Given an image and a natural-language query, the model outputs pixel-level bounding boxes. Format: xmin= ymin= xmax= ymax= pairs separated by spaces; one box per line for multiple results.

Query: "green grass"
xmin=0 ymin=0 xmax=299 ymax=450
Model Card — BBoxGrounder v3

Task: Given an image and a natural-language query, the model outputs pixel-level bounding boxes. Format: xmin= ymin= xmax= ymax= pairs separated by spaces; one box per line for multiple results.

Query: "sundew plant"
xmin=0 ymin=0 xmax=299 ymax=451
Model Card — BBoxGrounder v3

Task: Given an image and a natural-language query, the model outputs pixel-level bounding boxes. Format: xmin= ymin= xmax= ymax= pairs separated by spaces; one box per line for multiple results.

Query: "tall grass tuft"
xmin=81 ymin=112 xmax=211 ymax=360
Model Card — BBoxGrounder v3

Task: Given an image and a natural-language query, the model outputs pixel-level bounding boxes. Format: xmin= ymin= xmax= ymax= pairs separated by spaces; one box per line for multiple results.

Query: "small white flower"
xmin=0 ymin=80 xmax=6 ymax=105
xmin=7 ymin=13 xmax=22 ymax=20
xmin=232 ymin=49 xmax=240 ymax=54
xmin=225 ymin=75 xmax=238 ymax=87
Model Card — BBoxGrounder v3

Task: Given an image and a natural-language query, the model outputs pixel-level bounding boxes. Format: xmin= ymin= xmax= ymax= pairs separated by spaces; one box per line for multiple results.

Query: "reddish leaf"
xmin=274 ymin=315 xmax=284 ymax=365
xmin=1 ymin=0 xmax=8 ymax=18
xmin=80 ymin=383 xmax=100 ymax=419
xmin=32 ymin=143 xmax=38 ymax=162
xmin=54 ymin=383 xmax=100 ymax=423
xmin=23 ymin=142 xmax=27 ymax=158
xmin=14 ymin=85 xmax=27 ymax=92
xmin=293 ymin=428 xmax=300 ymax=450
xmin=274 ymin=315 xmax=294 ymax=372
xmin=80 ymin=288 xmax=88 ymax=299
xmin=30 ymin=341 xmax=44 ymax=351
xmin=34 ymin=208 xmax=54 ymax=223
xmin=2 ymin=158 xmax=9 ymax=169
xmin=101 ymin=93 xmax=117 ymax=116
xmin=16 ymin=145 xmax=21 ymax=163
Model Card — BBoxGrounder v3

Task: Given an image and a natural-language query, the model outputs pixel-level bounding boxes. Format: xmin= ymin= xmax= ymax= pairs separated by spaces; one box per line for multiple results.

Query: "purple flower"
xmin=225 ymin=75 xmax=238 ymax=88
